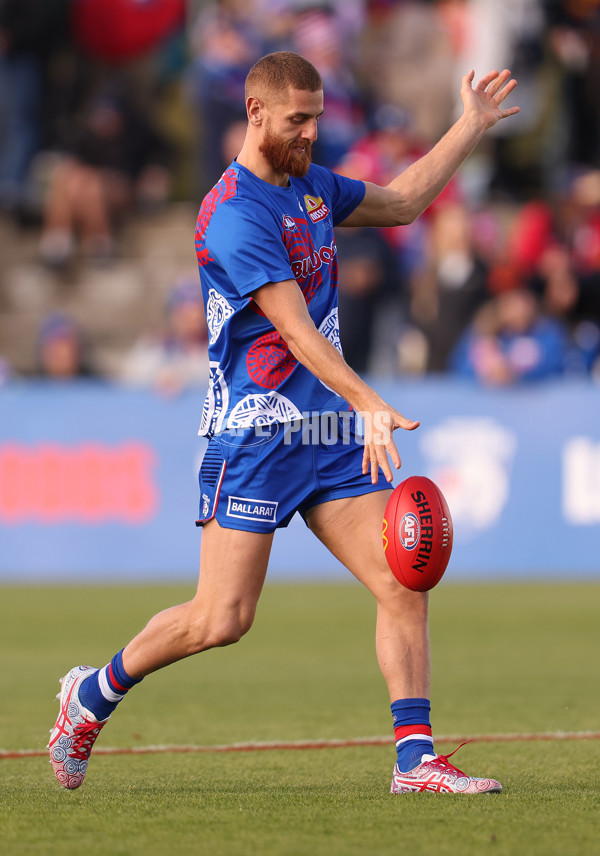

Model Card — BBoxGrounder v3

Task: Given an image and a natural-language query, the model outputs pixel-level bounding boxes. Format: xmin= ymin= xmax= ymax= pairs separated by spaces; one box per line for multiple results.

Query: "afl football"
xmin=382 ymin=476 xmax=453 ymax=592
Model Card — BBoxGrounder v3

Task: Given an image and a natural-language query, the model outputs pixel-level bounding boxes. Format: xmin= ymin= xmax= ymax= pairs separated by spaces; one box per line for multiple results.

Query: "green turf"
xmin=1 ymin=582 xmax=599 ymax=856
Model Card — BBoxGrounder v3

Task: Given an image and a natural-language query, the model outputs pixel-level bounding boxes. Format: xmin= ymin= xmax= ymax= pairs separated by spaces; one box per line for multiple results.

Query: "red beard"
xmin=259 ymin=123 xmax=312 ymax=178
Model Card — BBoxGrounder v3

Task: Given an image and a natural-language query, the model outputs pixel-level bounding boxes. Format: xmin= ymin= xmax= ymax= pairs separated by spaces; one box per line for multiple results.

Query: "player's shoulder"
xmin=205 ymin=162 xmax=280 ymax=215
xmin=199 ymin=165 xmax=240 ymax=211
xmin=297 ymin=162 xmax=336 ymax=191
xmin=198 ymin=165 xmax=261 ymax=234
xmin=307 ymin=162 xmax=335 ymax=180
xmin=294 ymin=162 xmax=363 ymax=204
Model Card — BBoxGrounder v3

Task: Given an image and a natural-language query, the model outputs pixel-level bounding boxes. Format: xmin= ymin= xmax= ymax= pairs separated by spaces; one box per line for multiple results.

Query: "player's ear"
xmin=247 ymin=96 xmax=264 ymax=126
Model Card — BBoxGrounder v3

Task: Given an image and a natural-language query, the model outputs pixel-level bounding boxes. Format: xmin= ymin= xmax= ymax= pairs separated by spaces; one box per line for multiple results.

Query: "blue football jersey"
xmin=194 ymin=160 xmax=365 ymax=437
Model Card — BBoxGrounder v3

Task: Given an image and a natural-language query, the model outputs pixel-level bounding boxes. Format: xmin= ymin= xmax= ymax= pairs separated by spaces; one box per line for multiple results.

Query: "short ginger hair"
xmin=245 ymin=51 xmax=322 ymax=103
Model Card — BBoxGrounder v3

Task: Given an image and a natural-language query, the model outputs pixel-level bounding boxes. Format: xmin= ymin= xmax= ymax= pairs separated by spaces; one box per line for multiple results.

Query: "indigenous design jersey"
xmin=195 ymin=160 xmax=365 ymax=437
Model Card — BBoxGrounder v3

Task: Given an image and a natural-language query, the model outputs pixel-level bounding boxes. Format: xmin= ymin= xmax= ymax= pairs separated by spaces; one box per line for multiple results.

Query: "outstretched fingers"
xmin=493 ymin=73 xmax=519 ymax=106
xmin=361 ymin=410 xmax=420 ymax=484
xmin=396 ymin=414 xmax=420 ymax=432
xmin=478 ymin=69 xmax=519 ymax=103
xmin=463 ymin=68 xmax=476 ymax=87
xmin=362 ymin=437 xmax=398 ymax=484
xmin=465 ymin=68 xmax=520 ymax=124
xmin=474 ymin=68 xmax=502 ymax=93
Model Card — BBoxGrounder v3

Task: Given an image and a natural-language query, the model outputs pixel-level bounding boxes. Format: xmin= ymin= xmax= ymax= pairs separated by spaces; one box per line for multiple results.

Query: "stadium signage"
xmin=0 ymin=442 xmax=157 ymax=523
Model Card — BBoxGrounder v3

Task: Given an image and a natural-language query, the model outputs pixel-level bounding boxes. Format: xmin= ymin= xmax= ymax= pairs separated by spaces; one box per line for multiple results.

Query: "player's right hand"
xmin=359 ymin=406 xmax=420 ymax=484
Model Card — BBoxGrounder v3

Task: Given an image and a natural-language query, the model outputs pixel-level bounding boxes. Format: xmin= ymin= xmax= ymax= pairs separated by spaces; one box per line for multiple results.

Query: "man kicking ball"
xmin=49 ymin=51 xmax=518 ymax=793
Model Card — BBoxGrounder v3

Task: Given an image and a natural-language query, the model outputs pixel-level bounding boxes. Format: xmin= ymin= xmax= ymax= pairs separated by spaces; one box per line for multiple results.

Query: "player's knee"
xmin=210 ymin=614 xmax=253 ymax=647
xmin=373 ymin=564 xmax=429 ymax=617
xmin=187 ymin=609 xmax=255 ymax=653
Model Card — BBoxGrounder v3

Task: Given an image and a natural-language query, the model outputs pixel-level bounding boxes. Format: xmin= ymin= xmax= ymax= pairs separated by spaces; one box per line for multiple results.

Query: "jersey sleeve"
xmin=310 ymin=164 xmax=366 ymax=226
xmin=205 ymin=199 xmax=294 ymax=298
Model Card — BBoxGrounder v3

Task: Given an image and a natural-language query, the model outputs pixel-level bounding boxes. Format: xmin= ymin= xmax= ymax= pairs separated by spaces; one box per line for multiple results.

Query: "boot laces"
xmin=70 ymin=718 xmax=105 ymax=760
xmin=428 ymin=740 xmax=471 ymax=776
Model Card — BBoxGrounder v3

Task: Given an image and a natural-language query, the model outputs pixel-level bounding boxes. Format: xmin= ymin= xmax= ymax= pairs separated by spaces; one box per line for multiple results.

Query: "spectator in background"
xmin=335 ymin=102 xmax=463 ymax=375
xmin=336 ymin=103 xmax=419 ymax=188
xmin=119 ymin=274 xmax=209 ymax=396
xmin=0 ymin=0 xmax=68 ymax=219
xmin=411 ymin=201 xmax=489 ymax=372
xmin=71 ymin=0 xmax=186 ymax=70
xmin=335 ymin=224 xmax=400 ymax=374
xmin=187 ymin=0 xmax=261 ymax=191
xmin=251 ymin=0 xmax=297 ymax=55
xmin=559 ymin=168 xmax=600 ymax=286
xmin=501 ymin=174 xmax=600 ymax=360
xmin=292 ymin=5 xmax=365 ymax=168
xmin=336 ymin=102 xmax=460 ymax=278
xmin=530 ymin=242 xmax=600 ymax=377
xmin=359 ymin=1 xmax=455 ymax=144
xmin=450 ymin=0 xmax=549 ymax=201
xmin=35 ymin=313 xmax=98 ymax=380
xmin=450 ymin=287 xmax=569 ymax=384
xmin=547 ymin=2 xmax=600 ymax=176
xmin=39 ymin=89 xmax=173 ymax=267
xmin=187 ymin=0 xmax=366 ymax=188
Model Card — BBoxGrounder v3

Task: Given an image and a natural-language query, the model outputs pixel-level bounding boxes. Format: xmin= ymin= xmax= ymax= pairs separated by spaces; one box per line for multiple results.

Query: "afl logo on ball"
xmin=399 ymin=512 xmax=420 ymax=550
xmin=282 ymin=215 xmax=296 ymax=232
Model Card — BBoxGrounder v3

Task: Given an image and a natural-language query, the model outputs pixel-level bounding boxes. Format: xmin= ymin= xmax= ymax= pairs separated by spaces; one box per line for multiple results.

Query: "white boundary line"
xmin=2 ymin=731 xmax=600 ymax=761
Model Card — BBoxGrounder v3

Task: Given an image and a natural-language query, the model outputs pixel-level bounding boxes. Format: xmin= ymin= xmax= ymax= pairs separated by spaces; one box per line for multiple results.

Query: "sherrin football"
xmin=382 ymin=476 xmax=453 ymax=592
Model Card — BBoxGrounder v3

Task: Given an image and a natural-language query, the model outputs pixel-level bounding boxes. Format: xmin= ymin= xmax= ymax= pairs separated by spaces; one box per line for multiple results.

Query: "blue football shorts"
xmin=196 ymin=412 xmax=390 ymax=533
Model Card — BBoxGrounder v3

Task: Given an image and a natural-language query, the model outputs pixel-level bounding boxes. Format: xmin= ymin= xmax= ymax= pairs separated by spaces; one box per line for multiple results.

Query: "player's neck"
xmin=236 ymin=146 xmax=290 ymax=188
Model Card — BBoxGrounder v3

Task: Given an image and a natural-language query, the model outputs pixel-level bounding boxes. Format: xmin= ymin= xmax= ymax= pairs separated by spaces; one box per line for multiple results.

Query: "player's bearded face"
xmin=259 ymin=117 xmax=312 ymax=178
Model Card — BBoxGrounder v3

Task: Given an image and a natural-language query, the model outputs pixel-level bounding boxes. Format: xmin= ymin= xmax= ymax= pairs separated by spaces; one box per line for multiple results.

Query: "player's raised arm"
xmin=340 ymin=69 xmax=520 ymax=229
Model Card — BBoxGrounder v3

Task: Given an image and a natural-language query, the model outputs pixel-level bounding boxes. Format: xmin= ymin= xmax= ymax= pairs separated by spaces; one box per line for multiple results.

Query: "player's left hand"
xmin=460 ymin=68 xmax=520 ymax=130
xmin=359 ymin=406 xmax=420 ymax=484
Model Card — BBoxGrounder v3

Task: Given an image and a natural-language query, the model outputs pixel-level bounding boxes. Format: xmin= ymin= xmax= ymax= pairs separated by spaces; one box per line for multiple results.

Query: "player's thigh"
xmin=194 ymin=517 xmax=274 ymax=621
xmin=306 ymin=490 xmax=408 ymax=601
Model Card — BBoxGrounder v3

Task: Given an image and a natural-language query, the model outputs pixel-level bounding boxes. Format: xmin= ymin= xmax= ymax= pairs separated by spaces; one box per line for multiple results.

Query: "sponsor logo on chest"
xmin=304 ymin=194 xmax=330 ymax=223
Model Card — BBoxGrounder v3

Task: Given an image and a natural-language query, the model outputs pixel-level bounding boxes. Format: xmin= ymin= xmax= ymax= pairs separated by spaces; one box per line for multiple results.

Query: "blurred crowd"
xmin=1 ymin=0 xmax=600 ymax=391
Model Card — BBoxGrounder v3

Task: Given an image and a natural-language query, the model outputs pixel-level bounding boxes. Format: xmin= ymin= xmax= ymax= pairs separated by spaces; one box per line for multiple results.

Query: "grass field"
xmin=1 ymin=581 xmax=599 ymax=856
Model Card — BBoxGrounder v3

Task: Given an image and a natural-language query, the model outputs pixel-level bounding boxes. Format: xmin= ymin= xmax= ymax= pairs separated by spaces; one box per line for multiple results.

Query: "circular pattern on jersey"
xmin=246 ymin=331 xmax=297 ymax=388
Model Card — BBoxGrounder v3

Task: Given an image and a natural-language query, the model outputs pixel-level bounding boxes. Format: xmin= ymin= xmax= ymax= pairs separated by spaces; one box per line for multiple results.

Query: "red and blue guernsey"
xmin=194 ymin=160 xmax=366 ymax=437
